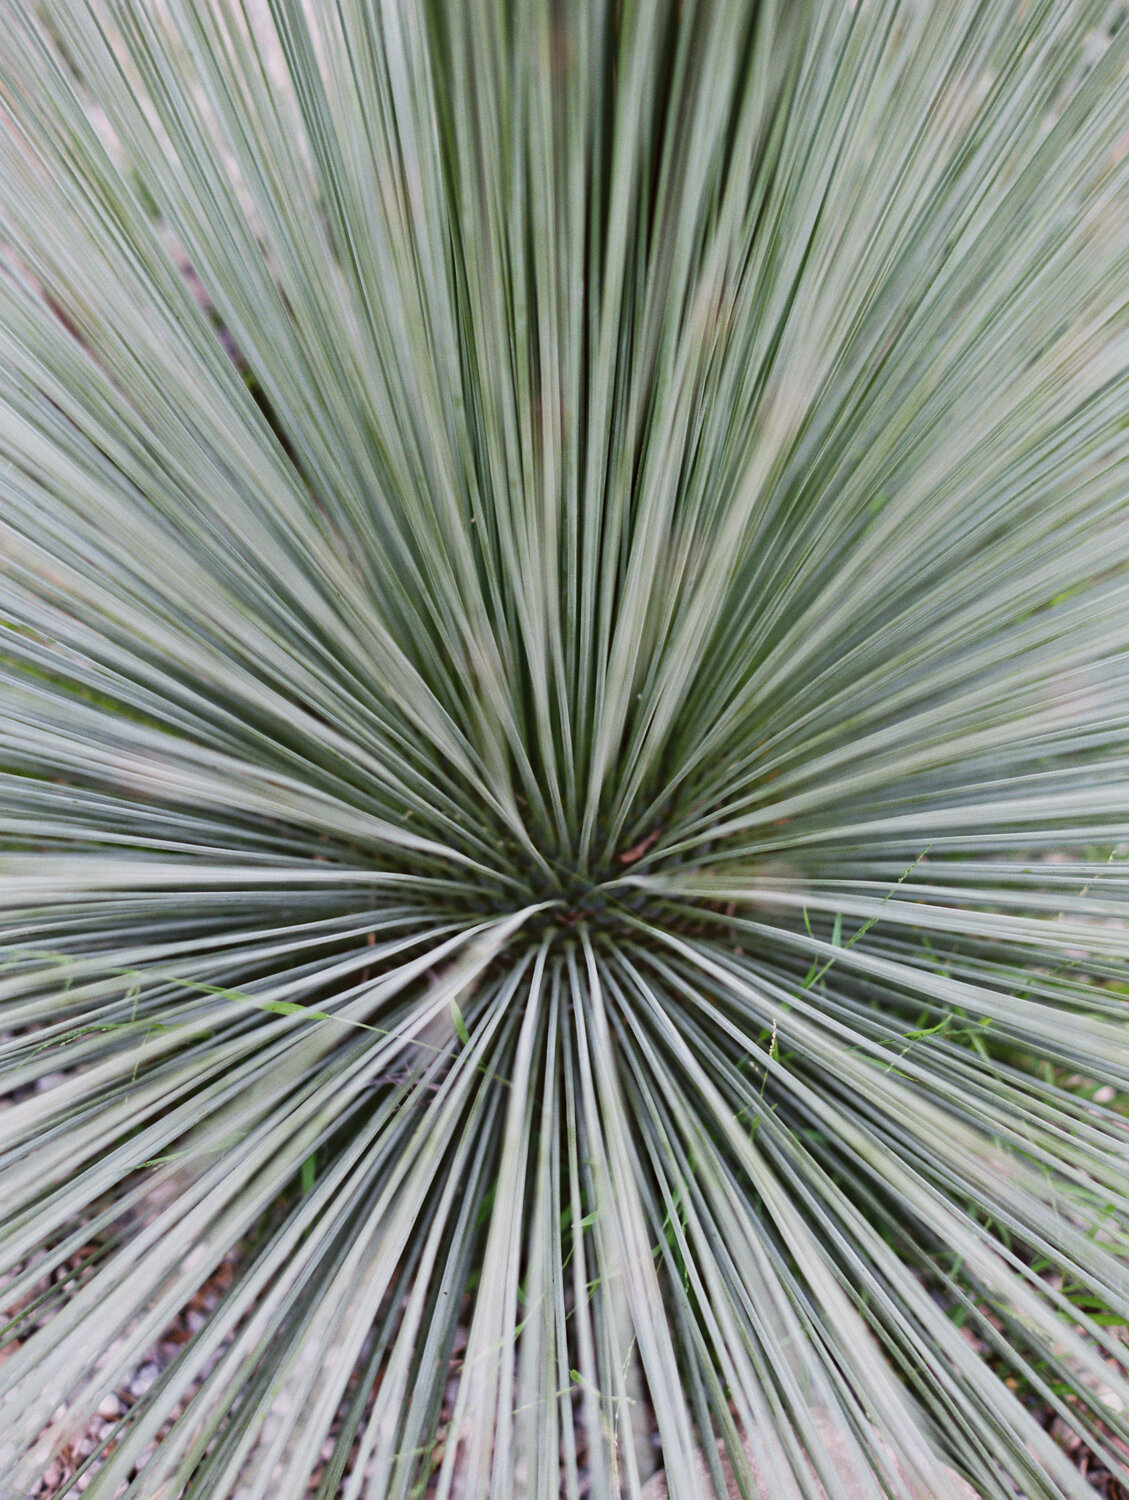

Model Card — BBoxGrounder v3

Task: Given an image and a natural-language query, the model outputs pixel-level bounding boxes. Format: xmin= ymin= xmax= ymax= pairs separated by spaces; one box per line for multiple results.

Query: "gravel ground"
xmin=10 ymin=1241 xmax=1128 ymax=1500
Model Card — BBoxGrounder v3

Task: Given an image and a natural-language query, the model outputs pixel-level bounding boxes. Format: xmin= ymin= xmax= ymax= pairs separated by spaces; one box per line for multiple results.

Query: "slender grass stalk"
xmin=2 ymin=1 xmax=1129 ymax=1496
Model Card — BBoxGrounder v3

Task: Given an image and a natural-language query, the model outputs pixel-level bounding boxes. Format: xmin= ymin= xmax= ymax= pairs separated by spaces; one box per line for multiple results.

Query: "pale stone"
xmin=638 ymin=1411 xmax=982 ymax=1500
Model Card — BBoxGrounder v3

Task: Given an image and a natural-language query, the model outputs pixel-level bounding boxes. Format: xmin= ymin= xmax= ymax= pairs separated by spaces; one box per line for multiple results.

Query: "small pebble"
xmin=130 ymin=1364 xmax=159 ymax=1396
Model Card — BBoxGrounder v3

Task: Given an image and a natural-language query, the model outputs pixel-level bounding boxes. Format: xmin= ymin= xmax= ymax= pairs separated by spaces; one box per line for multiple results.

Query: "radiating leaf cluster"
xmin=2 ymin=1 xmax=1129 ymax=1496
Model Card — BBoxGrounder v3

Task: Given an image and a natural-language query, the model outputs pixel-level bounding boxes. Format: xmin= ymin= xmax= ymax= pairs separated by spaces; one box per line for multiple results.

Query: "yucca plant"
xmin=3 ymin=0 xmax=1129 ymax=1495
